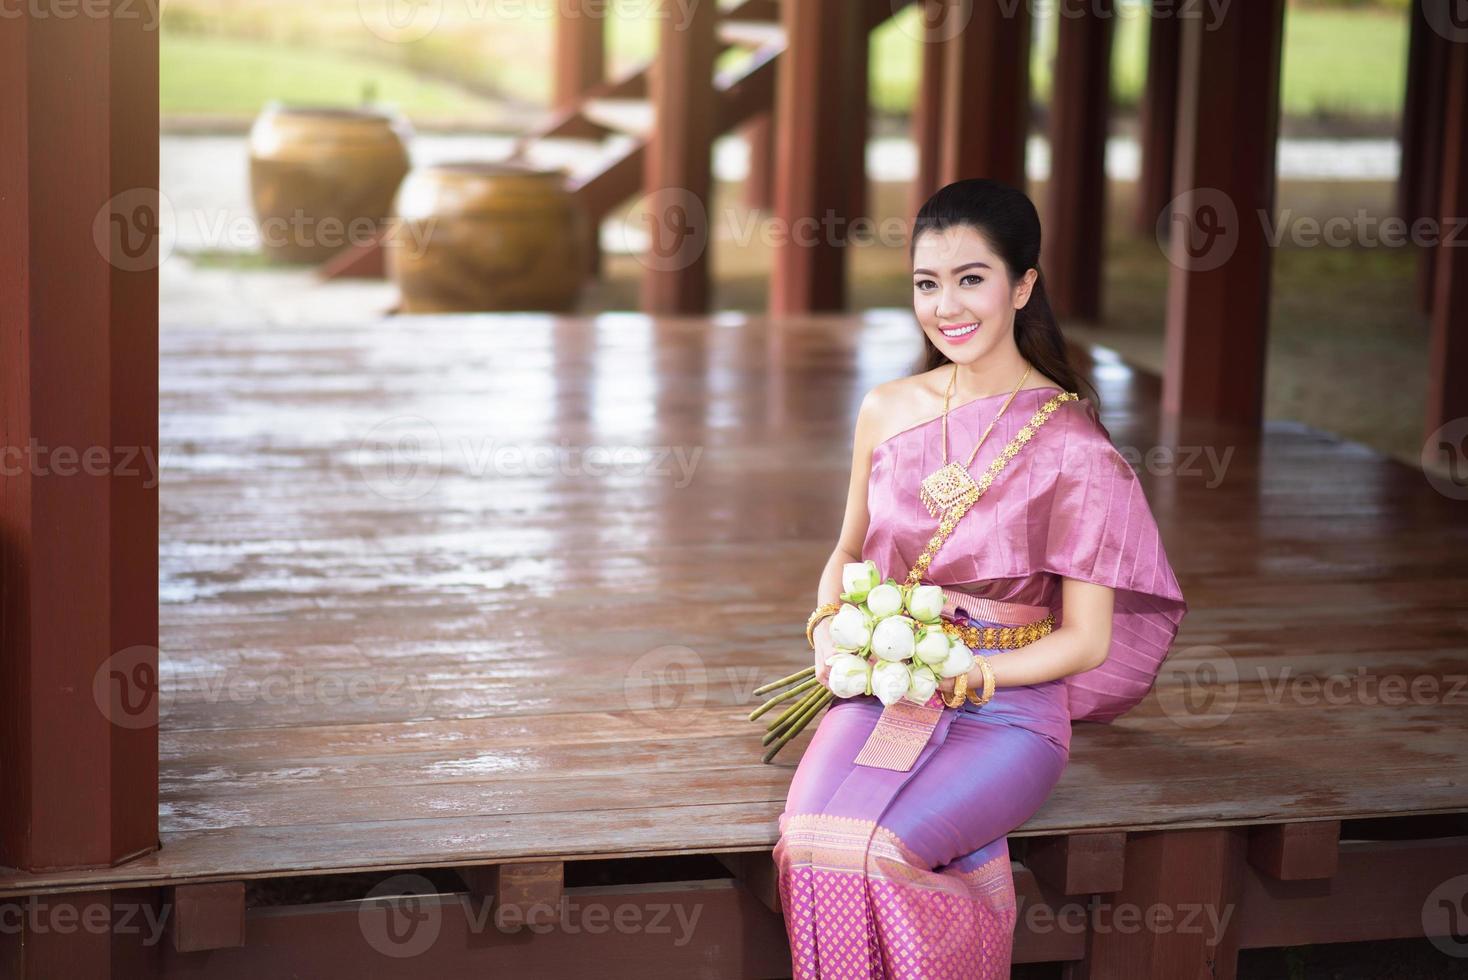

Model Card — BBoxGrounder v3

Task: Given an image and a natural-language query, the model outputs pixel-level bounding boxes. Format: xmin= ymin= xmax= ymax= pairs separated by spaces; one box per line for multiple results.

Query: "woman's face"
xmin=911 ymin=225 xmax=1034 ymax=366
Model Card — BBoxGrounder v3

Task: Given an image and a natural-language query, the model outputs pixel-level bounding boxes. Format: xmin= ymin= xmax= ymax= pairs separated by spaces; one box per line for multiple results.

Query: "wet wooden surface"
xmin=3 ymin=311 xmax=1466 ymax=895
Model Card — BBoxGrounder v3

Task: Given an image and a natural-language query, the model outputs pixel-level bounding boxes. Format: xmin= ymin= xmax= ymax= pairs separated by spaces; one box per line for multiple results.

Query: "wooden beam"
xmin=938 ymin=0 xmax=1032 ymax=190
xmin=554 ymin=1 xmax=605 ymax=112
xmin=1426 ymin=32 xmax=1468 ymax=437
xmin=1133 ymin=7 xmax=1180 ymax=237
xmin=0 ymin=0 xmax=159 ymax=874
xmin=1247 ymin=821 xmax=1340 ymax=881
xmin=1161 ymin=0 xmax=1285 ymax=427
xmin=715 ymin=851 xmax=780 ymax=916
xmin=1071 ymin=828 xmax=1248 ymax=980
xmin=639 ymin=0 xmax=718 ymax=314
xmin=169 ymin=881 xmax=246 ymax=953
xmin=457 ymin=861 xmax=565 ymax=933
xmin=1024 ymin=832 xmax=1126 ymax=896
xmin=1044 ymin=0 xmax=1114 ymax=321
xmin=909 ymin=0 xmax=948 ymax=218
xmin=769 ymin=0 xmax=868 ymax=313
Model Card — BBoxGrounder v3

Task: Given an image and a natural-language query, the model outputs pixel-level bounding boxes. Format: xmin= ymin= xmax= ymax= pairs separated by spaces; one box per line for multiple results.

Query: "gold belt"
xmin=938 ymin=614 xmax=1055 ymax=651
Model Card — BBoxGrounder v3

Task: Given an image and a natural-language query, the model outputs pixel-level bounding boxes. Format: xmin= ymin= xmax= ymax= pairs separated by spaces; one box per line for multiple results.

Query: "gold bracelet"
xmin=942 ymin=669 xmax=969 ymax=709
xmin=966 ymin=656 xmax=996 ymax=706
xmin=805 ymin=601 xmax=842 ymax=650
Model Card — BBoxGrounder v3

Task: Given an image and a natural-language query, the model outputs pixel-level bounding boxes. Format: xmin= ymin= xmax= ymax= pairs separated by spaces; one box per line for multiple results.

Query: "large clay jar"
xmin=248 ymin=104 xmax=411 ymax=264
xmin=387 ymin=161 xmax=588 ymax=313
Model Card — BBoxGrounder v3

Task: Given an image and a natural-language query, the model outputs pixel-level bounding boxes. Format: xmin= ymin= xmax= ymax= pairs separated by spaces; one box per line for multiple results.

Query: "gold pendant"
xmin=918 ymin=461 xmax=980 ymax=517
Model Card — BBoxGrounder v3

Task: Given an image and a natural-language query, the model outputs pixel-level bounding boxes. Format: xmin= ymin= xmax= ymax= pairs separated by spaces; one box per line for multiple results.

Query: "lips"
xmin=939 ymin=322 xmax=979 ymax=343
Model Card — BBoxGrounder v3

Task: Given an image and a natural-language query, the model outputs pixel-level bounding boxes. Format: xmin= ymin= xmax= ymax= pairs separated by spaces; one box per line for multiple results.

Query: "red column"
xmin=1426 ymin=33 xmax=1468 ymax=438
xmin=1161 ymin=0 xmax=1286 ymax=427
xmin=0 ymin=2 xmax=160 ymax=876
xmin=1134 ymin=9 xmax=1180 ymax=237
xmin=938 ymin=0 xmax=1032 ymax=191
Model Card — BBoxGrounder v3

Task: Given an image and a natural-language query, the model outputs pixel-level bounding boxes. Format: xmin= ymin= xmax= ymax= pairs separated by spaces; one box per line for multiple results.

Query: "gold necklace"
xmin=917 ymin=362 xmax=1033 ymax=517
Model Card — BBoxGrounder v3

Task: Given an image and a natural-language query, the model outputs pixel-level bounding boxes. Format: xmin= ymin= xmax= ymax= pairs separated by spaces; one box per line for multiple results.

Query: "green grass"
xmin=159 ymin=2 xmax=1408 ymax=124
xmin=161 ymin=34 xmax=499 ymax=119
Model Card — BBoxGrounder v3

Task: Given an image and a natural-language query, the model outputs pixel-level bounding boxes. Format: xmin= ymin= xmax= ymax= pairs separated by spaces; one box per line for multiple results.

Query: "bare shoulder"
xmin=860 ymin=370 xmax=948 ymax=447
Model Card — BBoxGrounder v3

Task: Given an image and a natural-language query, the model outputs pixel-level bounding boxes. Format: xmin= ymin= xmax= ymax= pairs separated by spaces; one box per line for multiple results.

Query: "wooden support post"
xmin=910 ymin=0 xmax=948 ymax=218
xmin=1426 ymin=32 xmax=1468 ymax=439
xmin=716 ymin=851 xmax=781 ymax=916
xmin=457 ymin=861 xmax=565 ymax=932
xmin=1044 ymin=0 xmax=1114 ymax=321
xmin=1133 ymin=7 xmax=1180 ymax=237
xmin=742 ymin=113 xmax=775 ymax=211
xmin=770 ymin=0 xmax=868 ymax=313
xmin=1161 ymin=0 xmax=1285 ymax=428
xmin=1066 ymin=828 xmax=1248 ymax=980
xmin=1024 ymin=832 xmax=1126 ymax=896
xmin=554 ymin=0 xmax=605 ymax=112
xmin=0 ymin=0 xmax=160 ymax=875
xmin=938 ymin=0 xmax=1032 ymax=191
xmin=169 ymin=881 xmax=247 ymax=953
xmin=639 ymin=0 xmax=718 ymax=314
xmin=1409 ymin=6 xmax=1451 ymax=314
xmin=1247 ymin=821 xmax=1340 ymax=881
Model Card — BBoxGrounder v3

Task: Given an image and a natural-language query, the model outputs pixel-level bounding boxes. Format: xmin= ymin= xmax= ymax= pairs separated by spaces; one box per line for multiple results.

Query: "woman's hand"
xmin=812 ymin=619 xmax=836 ymax=690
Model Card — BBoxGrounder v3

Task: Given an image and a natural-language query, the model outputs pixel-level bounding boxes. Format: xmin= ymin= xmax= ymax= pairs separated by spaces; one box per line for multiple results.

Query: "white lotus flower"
xmin=866 ymin=582 xmax=904 ymax=618
xmin=906 ymin=665 xmax=938 ymax=704
xmin=841 ymin=560 xmax=881 ymax=602
xmin=870 ymin=616 xmax=917 ymax=662
xmin=829 ymin=603 xmax=872 ymax=651
xmin=870 ymin=660 xmax=912 ymax=706
xmin=826 ymin=652 xmax=872 ymax=699
xmin=913 ymin=626 xmax=952 ymax=667
xmin=905 ymin=585 xmax=944 ymax=624
xmin=936 ymin=635 xmax=976 ymax=678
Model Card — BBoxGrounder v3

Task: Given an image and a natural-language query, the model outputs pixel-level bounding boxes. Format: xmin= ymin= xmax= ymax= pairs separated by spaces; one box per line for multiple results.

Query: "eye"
xmin=961 ymin=274 xmax=983 ymax=286
xmin=913 ymin=278 xmax=935 ymax=291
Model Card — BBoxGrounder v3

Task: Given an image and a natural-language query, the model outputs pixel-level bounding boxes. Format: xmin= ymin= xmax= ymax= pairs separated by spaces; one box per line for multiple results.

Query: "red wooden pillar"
xmin=553 ymin=0 xmax=605 ymax=112
xmin=909 ymin=0 xmax=948 ymax=218
xmin=770 ymin=0 xmax=867 ymax=314
xmin=1044 ymin=0 xmax=1114 ymax=321
xmin=743 ymin=113 xmax=775 ymax=211
xmin=1161 ymin=0 xmax=1285 ymax=427
xmin=938 ymin=0 xmax=1032 ymax=191
xmin=1134 ymin=7 xmax=1180 ymax=237
xmin=1 ymin=0 xmax=160 ymax=878
xmin=640 ymin=0 xmax=718 ymax=314
xmin=1406 ymin=4 xmax=1451 ymax=313
xmin=1426 ymin=34 xmax=1468 ymax=438
xmin=556 ymin=2 xmax=607 ymax=281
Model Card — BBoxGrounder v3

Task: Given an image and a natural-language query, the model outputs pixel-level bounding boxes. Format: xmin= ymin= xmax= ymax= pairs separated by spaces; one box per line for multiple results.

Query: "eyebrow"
xmin=912 ymin=262 xmax=992 ymax=276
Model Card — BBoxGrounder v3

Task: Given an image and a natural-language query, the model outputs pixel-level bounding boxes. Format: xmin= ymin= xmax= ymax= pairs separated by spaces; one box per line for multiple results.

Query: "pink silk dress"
xmin=774 ymin=386 xmax=1188 ymax=979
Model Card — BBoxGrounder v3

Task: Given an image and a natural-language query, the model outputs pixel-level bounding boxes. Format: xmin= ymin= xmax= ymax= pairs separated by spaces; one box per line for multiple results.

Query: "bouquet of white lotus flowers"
xmin=751 ymin=559 xmax=976 ymax=763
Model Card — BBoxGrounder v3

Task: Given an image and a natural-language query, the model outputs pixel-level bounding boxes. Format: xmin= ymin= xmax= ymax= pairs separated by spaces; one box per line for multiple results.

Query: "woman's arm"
xmin=938 ymin=577 xmax=1114 ymax=693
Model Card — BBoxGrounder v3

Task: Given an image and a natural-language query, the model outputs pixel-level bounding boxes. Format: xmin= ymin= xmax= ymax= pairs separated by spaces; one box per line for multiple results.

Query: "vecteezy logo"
xmin=1421 ymin=0 xmax=1468 ymax=42
xmin=623 ymin=644 xmax=708 ymax=733
xmin=359 ymin=874 xmax=443 ymax=959
xmin=620 ymin=187 xmax=709 ymax=274
xmin=93 ymin=645 xmax=169 ymax=730
xmin=92 ymin=188 xmax=177 ymax=272
xmin=355 ymin=415 xmax=442 ymax=501
xmin=1422 ymin=418 xmax=1468 ymax=501
xmin=1423 ymin=873 xmax=1468 ymax=957
xmin=1156 ymin=645 xmax=1238 ymax=729
xmin=1156 ymin=187 xmax=1238 ymax=274
xmin=358 ymin=0 xmax=444 ymax=43
xmin=892 ymin=0 xmax=973 ymax=43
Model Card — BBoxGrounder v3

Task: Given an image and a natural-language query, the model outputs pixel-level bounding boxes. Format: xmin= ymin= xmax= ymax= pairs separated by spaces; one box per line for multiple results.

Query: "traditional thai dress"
xmin=774 ymin=386 xmax=1188 ymax=979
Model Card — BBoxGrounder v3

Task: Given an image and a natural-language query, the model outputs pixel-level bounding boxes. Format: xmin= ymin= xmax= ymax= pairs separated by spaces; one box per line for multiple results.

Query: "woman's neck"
xmin=950 ymin=350 xmax=1034 ymax=401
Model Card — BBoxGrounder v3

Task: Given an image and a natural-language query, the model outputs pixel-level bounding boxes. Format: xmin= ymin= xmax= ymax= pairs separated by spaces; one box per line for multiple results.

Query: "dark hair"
xmin=909 ymin=178 xmax=1099 ymax=411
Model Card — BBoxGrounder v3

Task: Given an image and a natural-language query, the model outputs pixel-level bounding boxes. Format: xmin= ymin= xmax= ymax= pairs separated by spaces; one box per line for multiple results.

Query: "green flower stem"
xmin=753 ymin=665 xmax=815 ymax=697
xmin=748 ymin=675 xmax=820 ymax=721
xmin=763 ymin=685 xmax=825 ymax=741
xmin=763 ymin=690 xmax=834 ymax=763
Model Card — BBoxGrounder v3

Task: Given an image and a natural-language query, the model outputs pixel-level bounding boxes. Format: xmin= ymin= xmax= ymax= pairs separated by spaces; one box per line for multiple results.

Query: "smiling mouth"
xmin=940 ymin=322 xmax=979 ymax=338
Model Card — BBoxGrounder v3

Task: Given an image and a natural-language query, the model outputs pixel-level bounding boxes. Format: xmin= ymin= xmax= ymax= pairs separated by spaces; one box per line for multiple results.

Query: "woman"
xmin=773 ymin=179 xmax=1189 ymax=978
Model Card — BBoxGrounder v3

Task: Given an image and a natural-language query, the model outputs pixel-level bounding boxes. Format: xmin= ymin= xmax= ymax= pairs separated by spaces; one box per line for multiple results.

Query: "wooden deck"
xmin=3 ymin=310 xmax=1466 ymax=900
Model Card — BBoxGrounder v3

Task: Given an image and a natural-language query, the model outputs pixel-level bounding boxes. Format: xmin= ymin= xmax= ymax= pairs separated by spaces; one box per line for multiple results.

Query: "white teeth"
xmin=941 ymin=323 xmax=978 ymax=337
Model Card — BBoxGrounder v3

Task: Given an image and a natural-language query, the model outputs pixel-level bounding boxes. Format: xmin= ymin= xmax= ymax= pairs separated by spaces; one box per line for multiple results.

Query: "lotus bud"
xmin=905 ymin=665 xmax=938 ymax=704
xmin=840 ymin=560 xmax=881 ymax=602
xmin=866 ymin=582 xmax=904 ymax=618
xmin=905 ymin=584 xmax=944 ymax=623
xmin=937 ymin=635 xmax=976 ymax=679
xmin=826 ymin=652 xmax=872 ymax=699
xmin=870 ymin=660 xmax=912 ymax=707
xmin=913 ymin=626 xmax=952 ymax=667
xmin=870 ymin=616 xmax=917 ymax=662
xmin=829 ymin=603 xmax=872 ymax=652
